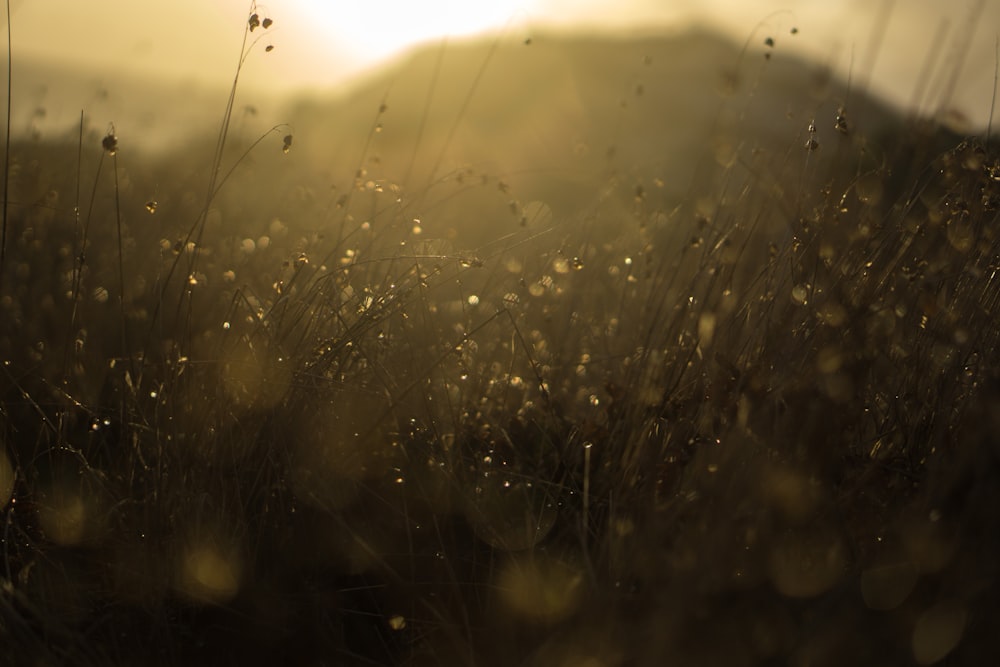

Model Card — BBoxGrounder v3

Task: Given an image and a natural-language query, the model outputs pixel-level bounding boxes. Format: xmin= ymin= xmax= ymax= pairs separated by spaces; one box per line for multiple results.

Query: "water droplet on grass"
xmin=946 ymin=216 xmax=974 ymax=251
xmin=102 ymin=132 xmax=118 ymax=155
xmin=835 ymin=106 xmax=850 ymax=134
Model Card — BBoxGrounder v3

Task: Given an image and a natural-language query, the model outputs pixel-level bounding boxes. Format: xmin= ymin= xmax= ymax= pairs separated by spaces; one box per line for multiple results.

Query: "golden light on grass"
xmin=497 ymin=553 xmax=584 ymax=623
xmin=38 ymin=488 xmax=104 ymax=547
xmin=768 ymin=525 xmax=845 ymax=598
xmin=221 ymin=340 xmax=293 ymax=410
xmin=177 ymin=543 xmax=243 ymax=605
xmin=759 ymin=464 xmax=822 ymax=523
xmin=465 ymin=481 xmax=557 ymax=551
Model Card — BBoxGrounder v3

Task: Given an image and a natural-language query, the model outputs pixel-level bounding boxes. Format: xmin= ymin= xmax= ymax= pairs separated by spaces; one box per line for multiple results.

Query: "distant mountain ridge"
xmin=273 ymin=28 xmax=918 ymax=230
xmin=10 ymin=27 xmax=966 ymax=250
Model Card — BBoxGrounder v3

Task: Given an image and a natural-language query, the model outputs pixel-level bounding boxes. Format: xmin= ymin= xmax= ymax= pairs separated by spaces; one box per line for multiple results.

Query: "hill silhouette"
xmin=278 ymin=28 xmax=909 ymax=236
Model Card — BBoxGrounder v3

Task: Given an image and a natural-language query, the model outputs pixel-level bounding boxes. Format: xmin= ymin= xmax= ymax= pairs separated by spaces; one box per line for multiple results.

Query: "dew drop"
xmin=946 ymin=216 xmax=974 ymax=252
xmin=102 ymin=132 xmax=118 ymax=156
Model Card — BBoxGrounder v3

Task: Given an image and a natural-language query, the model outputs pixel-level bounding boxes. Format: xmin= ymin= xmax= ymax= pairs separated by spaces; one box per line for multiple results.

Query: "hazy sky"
xmin=9 ymin=0 xmax=1000 ymax=129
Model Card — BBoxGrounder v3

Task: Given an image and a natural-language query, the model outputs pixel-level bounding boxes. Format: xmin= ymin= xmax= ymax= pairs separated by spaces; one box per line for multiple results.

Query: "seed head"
xmin=102 ymin=131 xmax=118 ymax=156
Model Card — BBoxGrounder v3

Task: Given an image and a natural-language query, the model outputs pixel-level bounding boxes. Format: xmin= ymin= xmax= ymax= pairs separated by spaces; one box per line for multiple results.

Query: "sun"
xmin=290 ymin=0 xmax=538 ymax=65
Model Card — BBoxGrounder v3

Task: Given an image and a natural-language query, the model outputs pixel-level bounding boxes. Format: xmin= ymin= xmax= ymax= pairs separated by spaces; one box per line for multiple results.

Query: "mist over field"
xmin=1 ymin=5 xmax=999 ymax=666
xmin=6 ymin=24 xmax=948 ymax=253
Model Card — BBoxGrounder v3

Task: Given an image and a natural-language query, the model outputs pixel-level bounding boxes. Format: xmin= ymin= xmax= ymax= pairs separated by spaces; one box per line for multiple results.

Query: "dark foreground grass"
xmin=0 ymin=8 xmax=999 ymax=667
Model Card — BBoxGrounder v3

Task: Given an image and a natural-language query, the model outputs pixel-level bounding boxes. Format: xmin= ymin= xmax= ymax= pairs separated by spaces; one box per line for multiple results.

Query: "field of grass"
xmin=0 ymin=6 xmax=998 ymax=666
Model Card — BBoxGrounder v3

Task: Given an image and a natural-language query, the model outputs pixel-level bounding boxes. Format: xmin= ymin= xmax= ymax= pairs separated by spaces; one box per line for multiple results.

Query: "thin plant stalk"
xmin=0 ymin=0 xmax=11 ymax=292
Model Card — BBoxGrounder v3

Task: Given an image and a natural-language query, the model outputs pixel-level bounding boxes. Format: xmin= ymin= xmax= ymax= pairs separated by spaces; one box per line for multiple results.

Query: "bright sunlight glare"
xmin=292 ymin=0 xmax=540 ymax=63
xmin=5 ymin=0 xmax=998 ymax=131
